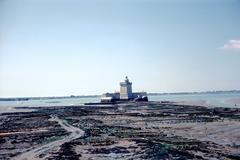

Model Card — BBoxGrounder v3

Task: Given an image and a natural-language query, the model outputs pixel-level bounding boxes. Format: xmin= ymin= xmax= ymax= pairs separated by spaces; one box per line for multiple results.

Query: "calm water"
xmin=0 ymin=93 xmax=240 ymax=113
xmin=150 ymin=93 xmax=240 ymax=108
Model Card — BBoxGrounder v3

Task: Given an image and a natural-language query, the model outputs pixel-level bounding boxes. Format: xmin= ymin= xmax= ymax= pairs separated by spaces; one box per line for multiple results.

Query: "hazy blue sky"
xmin=0 ymin=0 xmax=240 ymax=97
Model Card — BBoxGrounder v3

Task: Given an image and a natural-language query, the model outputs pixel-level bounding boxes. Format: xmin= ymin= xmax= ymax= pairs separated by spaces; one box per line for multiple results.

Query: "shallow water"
xmin=0 ymin=97 xmax=99 ymax=113
xmin=0 ymin=93 xmax=240 ymax=113
xmin=150 ymin=93 xmax=240 ymax=108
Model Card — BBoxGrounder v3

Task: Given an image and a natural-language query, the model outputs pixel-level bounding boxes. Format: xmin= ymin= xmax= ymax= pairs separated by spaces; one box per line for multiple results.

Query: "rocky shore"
xmin=0 ymin=101 xmax=240 ymax=160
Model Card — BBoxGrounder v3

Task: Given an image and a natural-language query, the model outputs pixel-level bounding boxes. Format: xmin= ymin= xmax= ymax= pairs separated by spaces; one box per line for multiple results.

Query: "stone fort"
xmin=101 ymin=76 xmax=148 ymax=102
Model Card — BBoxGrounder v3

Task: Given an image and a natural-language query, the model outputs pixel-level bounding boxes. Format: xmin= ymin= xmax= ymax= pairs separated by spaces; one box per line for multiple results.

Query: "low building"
xmin=101 ymin=76 xmax=148 ymax=102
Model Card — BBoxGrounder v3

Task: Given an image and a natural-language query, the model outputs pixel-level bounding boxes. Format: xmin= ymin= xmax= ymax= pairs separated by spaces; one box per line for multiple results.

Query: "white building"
xmin=101 ymin=76 xmax=148 ymax=102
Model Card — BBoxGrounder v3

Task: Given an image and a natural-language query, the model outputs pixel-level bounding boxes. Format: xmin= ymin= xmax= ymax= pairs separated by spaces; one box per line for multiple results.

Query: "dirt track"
xmin=13 ymin=115 xmax=84 ymax=160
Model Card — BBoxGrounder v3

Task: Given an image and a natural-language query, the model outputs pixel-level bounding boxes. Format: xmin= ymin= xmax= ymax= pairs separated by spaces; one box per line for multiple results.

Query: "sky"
xmin=0 ymin=0 xmax=240 ymax=97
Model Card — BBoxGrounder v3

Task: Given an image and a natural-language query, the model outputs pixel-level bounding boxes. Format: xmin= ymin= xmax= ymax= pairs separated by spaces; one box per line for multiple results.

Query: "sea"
xmin=0 ymin=93 xmax=240 ymax=113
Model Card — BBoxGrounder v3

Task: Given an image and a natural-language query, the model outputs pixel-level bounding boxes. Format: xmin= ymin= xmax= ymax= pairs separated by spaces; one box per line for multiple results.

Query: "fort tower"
xmin=120 ymin=76 xmax=133 ymax=100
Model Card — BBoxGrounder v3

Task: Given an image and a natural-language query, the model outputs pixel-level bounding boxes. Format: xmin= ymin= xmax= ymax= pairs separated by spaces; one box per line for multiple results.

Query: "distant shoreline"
xmin=0 ymin=90 xmax=239 ymax=101
xmin=0 ymin=95 xmax=100 ymax=101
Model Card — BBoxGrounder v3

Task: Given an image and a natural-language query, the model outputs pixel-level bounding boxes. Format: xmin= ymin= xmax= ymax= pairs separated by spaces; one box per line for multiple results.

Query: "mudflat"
xmin=0 ymin=101 xmax=240 ymax=160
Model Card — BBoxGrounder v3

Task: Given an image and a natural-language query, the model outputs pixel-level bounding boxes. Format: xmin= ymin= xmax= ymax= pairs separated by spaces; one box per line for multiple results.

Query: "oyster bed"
xmin=0 ymin=101 xmax=240 ymax=159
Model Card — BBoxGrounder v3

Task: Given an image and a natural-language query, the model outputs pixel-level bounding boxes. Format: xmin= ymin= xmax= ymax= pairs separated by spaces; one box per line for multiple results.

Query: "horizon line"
xmin=0 ymin=90 xmax=240 ymax=99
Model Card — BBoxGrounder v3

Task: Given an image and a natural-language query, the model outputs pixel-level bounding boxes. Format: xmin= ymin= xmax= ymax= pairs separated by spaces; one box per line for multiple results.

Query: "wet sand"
xmin=0 ymin=101 xmax=239 ymax=159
